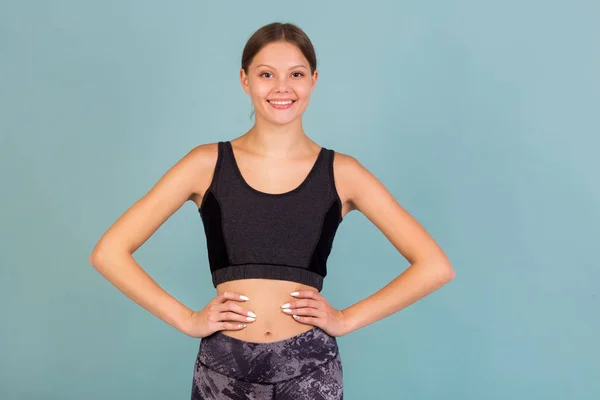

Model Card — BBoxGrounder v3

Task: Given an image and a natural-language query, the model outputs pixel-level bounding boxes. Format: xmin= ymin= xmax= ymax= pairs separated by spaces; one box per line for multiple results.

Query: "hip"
xmin=196 ymin=326 xmax=341 ymax=384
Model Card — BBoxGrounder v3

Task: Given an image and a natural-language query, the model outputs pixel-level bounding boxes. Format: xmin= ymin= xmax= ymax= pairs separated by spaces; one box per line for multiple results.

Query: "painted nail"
xmin=290 ymin=292 xmax=299 ymax=296
xmin=282 ymin=308 xmax=292 ymax=313
xmin=240 ymin=295 xmax=250 ymax=301
xmin=281 ymin=303 xmax=290 ymax=309
xmin=293 ymin=315 xmax=300 ymax=319
xmin=246 ymin=317 xmax=256 ymax=321
xmin=238 ymin=324 xmax=247 ymax=328
xmin=248 ymin=311 xmax=257 ymax=317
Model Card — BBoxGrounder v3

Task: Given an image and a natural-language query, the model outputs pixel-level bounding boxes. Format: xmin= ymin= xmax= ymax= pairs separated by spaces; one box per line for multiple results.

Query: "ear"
xmin=240 ymin=68 xmax=250 ymax=95
xmin=311 ymin=70 xmax=319 ymax=91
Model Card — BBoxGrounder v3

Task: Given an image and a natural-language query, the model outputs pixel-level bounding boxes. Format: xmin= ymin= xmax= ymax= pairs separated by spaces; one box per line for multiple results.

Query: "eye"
xmin=260 ymin=72 xmax=272 ymax=78
xmin=292 ymin=72 xmax=304 ymax=78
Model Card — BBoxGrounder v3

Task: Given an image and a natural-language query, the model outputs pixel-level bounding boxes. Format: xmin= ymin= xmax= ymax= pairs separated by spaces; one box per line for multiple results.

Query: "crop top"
xmin=198 ymin=141 xmax=343 ymax=291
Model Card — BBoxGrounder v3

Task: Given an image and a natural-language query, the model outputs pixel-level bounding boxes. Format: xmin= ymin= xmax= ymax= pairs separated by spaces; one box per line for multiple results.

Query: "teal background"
xmin=1 ymin=0 xmax=598 ymax=398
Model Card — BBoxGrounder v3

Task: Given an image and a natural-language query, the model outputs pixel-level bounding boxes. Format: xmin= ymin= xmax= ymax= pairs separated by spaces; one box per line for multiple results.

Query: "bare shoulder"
xmin=187 ymin=142 xmax=219 ymax=167
xmin=186 ymin=142 xmax=220 ymax=195
xmin=184 ymin=142 xmax=219 ymax=172
xmin=149 ymin=141 xmax=220 ymax=201
xmin=332 ymin=149 xmax=400 ymax=217
xmin=331 ymin=151 xmax=371 ymax=199
xmin=331 ymin=150 xmax=367 ymax=217
xmin=332 ymin=148 xmax=405 ymax=221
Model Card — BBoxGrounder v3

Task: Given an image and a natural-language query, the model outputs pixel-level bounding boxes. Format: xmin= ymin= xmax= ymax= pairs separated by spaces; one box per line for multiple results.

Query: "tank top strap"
xmin=312 ymin=147 xmax=337 ymax=194
xmin=210 ymin=141 xmax=241 ymax=194
xmin=326 ymin=148 xmax=337 ymax=190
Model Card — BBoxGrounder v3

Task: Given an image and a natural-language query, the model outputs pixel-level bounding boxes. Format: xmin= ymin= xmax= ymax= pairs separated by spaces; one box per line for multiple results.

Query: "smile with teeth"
xmin=268 ymin=100 xmax=295 ymax=105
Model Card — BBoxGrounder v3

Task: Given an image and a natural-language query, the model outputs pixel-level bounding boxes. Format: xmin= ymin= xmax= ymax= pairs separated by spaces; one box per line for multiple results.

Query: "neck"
xmin=240 ymin=115 xmax=314 ymax=157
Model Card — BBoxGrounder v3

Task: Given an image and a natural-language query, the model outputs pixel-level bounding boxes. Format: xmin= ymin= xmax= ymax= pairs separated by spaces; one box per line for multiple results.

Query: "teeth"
xmin=269 ymin=100 xmax=294 ymax=105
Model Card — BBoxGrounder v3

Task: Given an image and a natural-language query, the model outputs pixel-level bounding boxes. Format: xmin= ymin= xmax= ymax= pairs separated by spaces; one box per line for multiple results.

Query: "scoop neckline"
xmin=226 ymin=141 xmax=326 ymax=197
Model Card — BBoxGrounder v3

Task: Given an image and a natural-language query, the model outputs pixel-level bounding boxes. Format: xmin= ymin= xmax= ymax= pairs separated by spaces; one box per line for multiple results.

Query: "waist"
xmin=211 ymin=264 xmax=324 ymax=291
xmin=215 ymin=279 xmax=320 ymax=343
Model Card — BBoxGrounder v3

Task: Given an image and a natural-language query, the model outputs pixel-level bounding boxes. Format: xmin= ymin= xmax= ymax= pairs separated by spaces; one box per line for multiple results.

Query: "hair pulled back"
xmin=241 ymin=22 xmax=317 ymax=74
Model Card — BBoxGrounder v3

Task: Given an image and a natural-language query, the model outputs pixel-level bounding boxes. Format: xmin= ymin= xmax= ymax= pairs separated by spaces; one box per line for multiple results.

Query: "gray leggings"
xmin=191 ymin=327 xmax=343 ymax=399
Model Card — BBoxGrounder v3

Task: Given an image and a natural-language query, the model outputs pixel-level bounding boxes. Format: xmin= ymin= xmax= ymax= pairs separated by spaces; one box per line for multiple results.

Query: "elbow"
xmin=439 ymin=260 xmax=456 ymax=282
xmin=88 ymin=242 xmax=114 ymax=270
xmin=88 ymin=246 xmax=104 ymax=270
xmin=445 ymin=265 xmax=456 ymax=282
xmin=423 ymin=257 xmax=455 ymax=283
xmin=89 ymin=240 xmax=132 ymax=271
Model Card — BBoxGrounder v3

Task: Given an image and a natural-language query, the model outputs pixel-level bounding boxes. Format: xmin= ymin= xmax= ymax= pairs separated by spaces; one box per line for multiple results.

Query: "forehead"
xmin=251 ymin=42 xmax=309 ymax=68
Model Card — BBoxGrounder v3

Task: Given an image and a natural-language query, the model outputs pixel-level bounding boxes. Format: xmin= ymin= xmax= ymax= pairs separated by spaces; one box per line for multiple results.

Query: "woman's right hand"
xmin=184 ymin=292 xmax=256 ymax=338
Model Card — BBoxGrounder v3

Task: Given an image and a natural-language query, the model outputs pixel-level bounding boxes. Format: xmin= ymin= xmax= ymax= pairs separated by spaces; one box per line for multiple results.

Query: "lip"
xmin=267 ymin=99 xmax=296 ymax=110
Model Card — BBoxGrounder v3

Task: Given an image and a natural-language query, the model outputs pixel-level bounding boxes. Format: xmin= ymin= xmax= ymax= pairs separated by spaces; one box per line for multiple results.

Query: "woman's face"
xmin=241 ymin=41 xmax=318 ymax=126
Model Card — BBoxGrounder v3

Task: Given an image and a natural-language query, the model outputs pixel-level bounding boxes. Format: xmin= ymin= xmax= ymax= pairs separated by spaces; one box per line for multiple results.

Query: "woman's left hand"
xmin=281 ymin=291 xmax=350 ymax=337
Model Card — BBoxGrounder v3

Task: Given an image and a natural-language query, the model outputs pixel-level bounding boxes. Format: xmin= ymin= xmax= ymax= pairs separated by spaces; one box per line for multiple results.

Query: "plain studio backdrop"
xmin=1 ymin=1 xmax=598 ymax=399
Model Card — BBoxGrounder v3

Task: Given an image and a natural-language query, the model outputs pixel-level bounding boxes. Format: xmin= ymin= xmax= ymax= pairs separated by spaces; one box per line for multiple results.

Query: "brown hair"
xmin=241 ymin=22 xmax=317 ymax=74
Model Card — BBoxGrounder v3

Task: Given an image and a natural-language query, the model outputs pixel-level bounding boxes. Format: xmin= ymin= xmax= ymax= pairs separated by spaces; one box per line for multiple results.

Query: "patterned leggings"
xmin=191 ymin=327 xmax=343 ymax=399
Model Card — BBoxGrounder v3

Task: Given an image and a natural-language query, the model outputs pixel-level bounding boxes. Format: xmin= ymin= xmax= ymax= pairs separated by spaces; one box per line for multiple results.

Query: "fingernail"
xmin=238 ymin=324 xmax=247 ymax=328
xmin=240 ymin=295 xmax=249 ymax=301
xmin=248 ymin=311 xmax=257 ymax=318
xmin=293 ymin=315 xmax=300 ymax=319
xmin=282 ymin=308 xmax=292 ymax=313
xmin=281 ymin=303 xmax=290 ymax=309
xmin=290 ymin=292 xmax=299 ymax=296
xmin=246 ymin=317 xmax=256 ymax=321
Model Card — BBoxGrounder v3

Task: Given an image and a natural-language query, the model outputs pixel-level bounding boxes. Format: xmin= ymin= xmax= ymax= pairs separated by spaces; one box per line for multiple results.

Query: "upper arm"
xmin=90 ymin=143 xmax=218 ymax=259
xmin=336 ymin=152 xmax=451 ymax=268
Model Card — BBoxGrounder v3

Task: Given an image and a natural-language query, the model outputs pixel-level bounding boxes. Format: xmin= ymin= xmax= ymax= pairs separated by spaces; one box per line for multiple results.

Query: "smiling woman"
xmin=89 ymin=21 xmax=454 ymax=400
xmin=242 ymin=37 xmax=318 ymax=123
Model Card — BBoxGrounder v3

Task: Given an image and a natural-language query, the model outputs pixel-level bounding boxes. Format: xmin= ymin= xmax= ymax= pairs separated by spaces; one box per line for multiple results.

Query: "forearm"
xmin=342 ymin=262 xmax=455 ymax=334
xmin=89 ymin=249 xmax=193 ymax=335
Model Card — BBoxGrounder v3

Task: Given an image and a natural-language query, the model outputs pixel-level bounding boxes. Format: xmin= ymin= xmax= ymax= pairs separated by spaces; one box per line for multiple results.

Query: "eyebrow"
xmin=255 ymin=64 xmax=308 ymax=70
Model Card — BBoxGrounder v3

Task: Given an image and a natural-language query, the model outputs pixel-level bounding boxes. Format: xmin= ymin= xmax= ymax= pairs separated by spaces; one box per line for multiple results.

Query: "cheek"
xmin=295 ymin=82 xmax=314 ymax=100
xmin=249 ymin=84 xmax=271 ymax=101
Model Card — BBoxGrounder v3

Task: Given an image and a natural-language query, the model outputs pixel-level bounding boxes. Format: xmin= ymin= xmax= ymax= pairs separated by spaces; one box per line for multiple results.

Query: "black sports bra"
xmin=198 ymin=141 xmax=343 ymax=291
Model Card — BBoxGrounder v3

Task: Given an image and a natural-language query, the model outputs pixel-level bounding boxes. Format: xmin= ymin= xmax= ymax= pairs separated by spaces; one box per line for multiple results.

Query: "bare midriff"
xmin=215 ymin=279 xmax=318 ymax=343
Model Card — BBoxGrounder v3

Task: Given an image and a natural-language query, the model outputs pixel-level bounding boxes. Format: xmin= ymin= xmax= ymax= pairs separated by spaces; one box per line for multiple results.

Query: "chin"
xmin=257 ymin=111 xmax=302 ymax=126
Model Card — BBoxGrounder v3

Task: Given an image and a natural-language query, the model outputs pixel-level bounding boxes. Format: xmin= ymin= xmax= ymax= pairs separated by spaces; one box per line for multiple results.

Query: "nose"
xmin=274 ymin=75 xmax=291 ymax=93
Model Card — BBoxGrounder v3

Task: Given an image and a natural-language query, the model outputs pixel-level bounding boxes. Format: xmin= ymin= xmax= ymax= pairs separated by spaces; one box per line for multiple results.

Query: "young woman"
xmin=89 ymin=22 xmax=455 ymax=399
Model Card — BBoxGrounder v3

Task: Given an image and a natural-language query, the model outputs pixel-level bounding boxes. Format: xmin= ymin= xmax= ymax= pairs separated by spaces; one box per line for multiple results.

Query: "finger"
xmin=290 ymin=291 xmax=322 ymax=300
xmin=284 ymin=299 xmax=320 ymax=309
xmin=219 ymin=311 xmax=256 ymax=323
xmin=291 ymin=314 xmax=320 ymax=326
xmin=283 ymin=307 xmax=324 ymax=318
xmin=214 ymin=292 xmax=250 ymax=304
xmin=217 ymin=302 xmax=256 ymax=318
xmin=218 ymin=322 xmax=248 ymax=331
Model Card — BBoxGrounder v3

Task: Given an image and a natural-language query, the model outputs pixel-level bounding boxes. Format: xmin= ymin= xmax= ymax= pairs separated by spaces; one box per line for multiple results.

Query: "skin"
xmin=89 ymin=40 xmax=455 ymax=342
